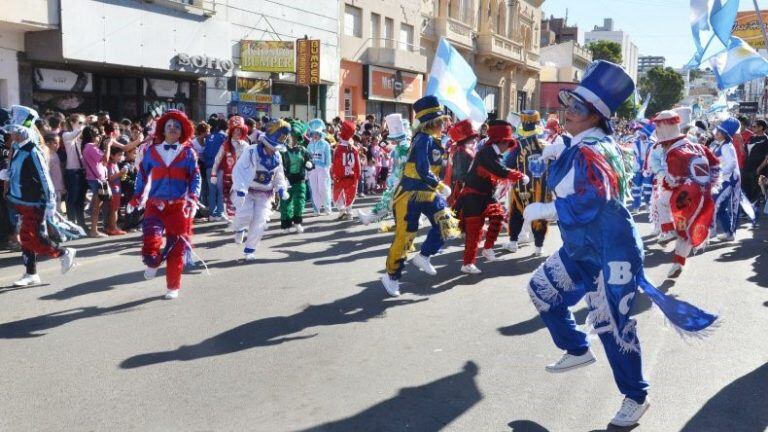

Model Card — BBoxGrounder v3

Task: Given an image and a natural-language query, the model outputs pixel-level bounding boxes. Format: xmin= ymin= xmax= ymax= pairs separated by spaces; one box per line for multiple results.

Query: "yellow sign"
xmin=240 ymin=41 xmax=295 ymax=72
xmin=234 ymin=77 xmax=272 ymax=104
xmin=733 ymin=11 xmax=768 ymax=49
xmin=296 ymin=39 xmax=321 ymax=86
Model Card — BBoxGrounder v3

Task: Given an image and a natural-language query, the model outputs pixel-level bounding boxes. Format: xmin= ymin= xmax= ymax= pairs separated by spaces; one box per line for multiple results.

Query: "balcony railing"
xmin=347 ymin=37 xmax=428 ymax=73
xmin=477 ymin=32 xmax=523 ymax=64
xmin=434 ymin=16 xmax=475 ymax=49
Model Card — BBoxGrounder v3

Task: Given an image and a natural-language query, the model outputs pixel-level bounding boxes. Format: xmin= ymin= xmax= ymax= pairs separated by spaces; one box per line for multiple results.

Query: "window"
xmin=399 ymin=24 xmax=414 ymax=51
xmin=344 ymin=5 xmax=362 ymax=37
xmin=344 ymin=88 xmax=352 ymax=117
xmin=384 ymin=18 xmax=394 ymax=48
xmin=371 ymin=13 xmax=381 ymax=46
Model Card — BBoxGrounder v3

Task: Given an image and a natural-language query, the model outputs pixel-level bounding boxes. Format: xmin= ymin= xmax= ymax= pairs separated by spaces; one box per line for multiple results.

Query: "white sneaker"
xmin=503 ymin=241 xmax=518 ymax=253
xmin=482 ymin=248 xmax=497 ymax=262
xmin=610 ymin=397 xmax=650 ymax=427
xmin=244 ymin=252 xmax=257 ymax=261
xmin=13 ymin=273 xmax=41 ymax=287
xmin=281 ymin=228 xmax=290 ymax=234
xmin=667 ymin=263 xmax=683 ymax=278
xmin=657 ymin=231 xmax=676 ymax=246
xmin=234 ymin=230 xmax=246 ymax=244
xmin=164 ymin=289 xmax=179 ymax=300
xmin=461 ymin=264 xmax=482 ymax=274
xmin=533 ymin=247 xmax=543 ymax=257
xmin=358 ymin=210 xmax=376 ymax=226
xmin=144 ymin=266 xmax=158 ymax=280
xmin=289 ymin=226 xmax=298 ymax=233
xmin=411 ymin=253 xmax=437 ymax=275
xmin=295 ymin=224 xmax=304 ymax=234
xmin=718 ymin=233 xmax=735 ymax=241
xmin=60 ymin=248 xmax=77 ymax=274
xmin=545 ymin=350 xmax=596 ymax=373
xmin=380 ymin=274 xmax=401 ymax=297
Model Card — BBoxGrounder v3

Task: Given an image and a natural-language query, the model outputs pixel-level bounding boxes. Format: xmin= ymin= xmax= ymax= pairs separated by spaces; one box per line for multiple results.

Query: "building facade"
xmin=638 ymin=56 xmax=665 ymax=75
xmin=421 ymin=0 xmax=544 ymax=119
xmin=540 ymin=15 xmax=578 ymax=48
xmin=339 ymin=0 xmax=426 ymax=122
xmin=539 ymin=40 xmax=592 ymax=115
xmin=584 ymin=18 xmax=638 ymax=83
xmin=16 ymin=0 xmax=340 ymax=121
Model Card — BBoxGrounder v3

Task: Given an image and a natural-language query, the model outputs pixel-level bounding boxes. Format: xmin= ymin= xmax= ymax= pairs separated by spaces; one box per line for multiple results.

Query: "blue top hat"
xmin=307 ymin=118 xmax=325 ymax=137
xmin=413 ymin=95 xmax=445 ymax=123
xmin=716 ymin=117 xmax=740 ymax=142
xmin=639 ymin=122 xmax=656 ymax=138
xmin=559 ymin=60 xmax=635 ymax=119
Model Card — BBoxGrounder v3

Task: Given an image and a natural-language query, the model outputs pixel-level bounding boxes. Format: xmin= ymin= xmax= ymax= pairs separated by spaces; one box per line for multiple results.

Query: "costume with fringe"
xmin=505 ymin=131 xmax=550 ymax=248
xmin=630 ymin=130 xmax=655 ymax=210
xmin=527 ymin=128 xmax=718 ymax=403
xmin=709 ymin=139 xmax=741 ymax=237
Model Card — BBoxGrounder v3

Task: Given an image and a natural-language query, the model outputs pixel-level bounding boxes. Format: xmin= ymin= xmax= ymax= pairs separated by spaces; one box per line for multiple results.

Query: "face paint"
xmin=164 ymin=119 xmax=182 ymax=134
xmin=564 ymin=97 xmax=591 ymax=117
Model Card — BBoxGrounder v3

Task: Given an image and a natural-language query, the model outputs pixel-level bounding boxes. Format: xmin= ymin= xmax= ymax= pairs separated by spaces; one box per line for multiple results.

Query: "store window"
xmin=371 ymin=13 xmax=381 ymax=46
xmin=344 ymin=5 xmax=362 ymax=37
xmin=384 ymin=18 xmax=394 ymax=48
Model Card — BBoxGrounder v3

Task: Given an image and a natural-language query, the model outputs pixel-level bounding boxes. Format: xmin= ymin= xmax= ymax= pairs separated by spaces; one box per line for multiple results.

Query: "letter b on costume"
xmin=607 ymin=261 xmax=633 ymax=285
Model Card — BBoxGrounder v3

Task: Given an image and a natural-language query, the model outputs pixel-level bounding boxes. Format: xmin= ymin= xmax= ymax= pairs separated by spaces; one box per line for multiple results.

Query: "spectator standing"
xmin=202 ymin=118 xmax=227 ymax=221
xmin=191 ymin=122 xmax=210 ymax=208
xmin=44 ymin=133 xmax=66 ymax=212
xmin=82 ymin=125 xmax=111 ymax=238
xmin=61 ymin=113 xmax=87 ymax=227
xmin=105 ymin=147 xmax=127 ymax=235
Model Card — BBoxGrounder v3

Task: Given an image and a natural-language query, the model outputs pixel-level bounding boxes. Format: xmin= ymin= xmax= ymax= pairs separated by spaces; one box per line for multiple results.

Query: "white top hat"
xmin=651 ymin=110 xmax=683 ymax=143
xmin=385 ymin=113 xmax=406 ymax=140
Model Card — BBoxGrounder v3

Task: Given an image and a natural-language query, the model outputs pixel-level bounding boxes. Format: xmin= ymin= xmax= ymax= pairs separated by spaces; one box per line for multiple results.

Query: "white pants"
xmin=232 ymin=190 xmax=273 ymax=253
xmin=308 ymin=167 xmax=331 ymax=211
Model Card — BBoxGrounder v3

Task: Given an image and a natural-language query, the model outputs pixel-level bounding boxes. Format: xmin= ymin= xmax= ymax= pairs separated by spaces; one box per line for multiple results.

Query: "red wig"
xmin=227 ymin=115 xmax=250 ymax=141
xmin=153 ymin=110 xmax=194 ymax=144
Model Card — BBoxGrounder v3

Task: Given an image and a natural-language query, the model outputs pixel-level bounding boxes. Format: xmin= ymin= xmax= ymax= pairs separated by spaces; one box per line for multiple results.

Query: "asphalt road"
xmin=0 ymin=196 xmax=766 ymax=432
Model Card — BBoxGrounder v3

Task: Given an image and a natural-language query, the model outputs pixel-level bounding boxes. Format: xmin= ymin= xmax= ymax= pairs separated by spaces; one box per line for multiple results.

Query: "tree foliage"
xmin=586 ymin=40 xmax=623 ymax=64
xmin=638 ymin=66 xmax=685 ymax=118
xmin=616 ymin=96 xmax=638 ymax=120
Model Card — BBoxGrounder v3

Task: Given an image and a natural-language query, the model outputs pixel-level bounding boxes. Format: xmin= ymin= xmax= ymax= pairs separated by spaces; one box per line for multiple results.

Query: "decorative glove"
xmin=0 ymin=169 xmax=8 ymax=181
xmin=523 ymin=202 xmax=558 ymax=222
xmin=436 ymin=182 xmax=452 ymax=198
xmin=541 ymin=141 xmax=565 ymax=161
xmin=305 ymin=161 xmax=314 ymax=170
xmin=184 ymin=194 xmax=199 ymax=219
xmin=279 ymin=189 xmax=290 ymax=200
xmin=209 ymin=175 xmax=218 ymax=185
xmin=126 ymin=196 xmax=141 ymax=214
xmin=521 ymin=174 xmax=530 ymax=185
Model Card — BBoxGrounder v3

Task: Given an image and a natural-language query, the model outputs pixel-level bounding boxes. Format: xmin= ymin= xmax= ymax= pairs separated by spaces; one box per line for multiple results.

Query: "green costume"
xmin=280 ymin=144 xmax=313 ymax=229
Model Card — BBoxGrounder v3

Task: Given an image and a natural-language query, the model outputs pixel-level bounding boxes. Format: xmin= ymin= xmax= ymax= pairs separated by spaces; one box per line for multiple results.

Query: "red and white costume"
xmin=332 ymin=120 xmax=361 ymax=216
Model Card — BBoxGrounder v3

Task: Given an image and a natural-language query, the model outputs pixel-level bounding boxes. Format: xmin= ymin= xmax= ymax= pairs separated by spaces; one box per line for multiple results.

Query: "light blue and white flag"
xmin=687 ymin=0 xmax=739 ymax=69
xmin=690 ymin=0 xmax=713 ymax=55
xmin=426 ymin=38 xmax=487 ymax=128
xmin=636 ymin=93 xmax=651 ymax=120
xmin=710 ymin=36 xmax=768 ymax=90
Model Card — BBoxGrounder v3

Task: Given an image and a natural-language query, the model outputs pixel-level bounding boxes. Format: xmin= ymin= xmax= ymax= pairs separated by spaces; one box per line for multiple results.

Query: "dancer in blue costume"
xmin=525 ymin=61 xmax=718 ymax=428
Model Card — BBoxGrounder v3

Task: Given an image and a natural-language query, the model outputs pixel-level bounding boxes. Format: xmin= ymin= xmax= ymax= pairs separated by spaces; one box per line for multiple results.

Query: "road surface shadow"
xmin=296 ymin=361 xmax=481 ymax=432
xmin=0 ymin=297 xmax=160 ymax=338
xmin=498 ymin=281 xmax=675 ymax=337
xmin=680 ymin=362 xmax=768 ymax=432
xmin=120 ymin=289 xmax=427 ymax=369
xmin=38 ymin=269 xmax=153 ymax=301
xmin=716 ymin=226 xmax=768 ymax=288
xmin=508 ymin=418 xmax=639 ymax=431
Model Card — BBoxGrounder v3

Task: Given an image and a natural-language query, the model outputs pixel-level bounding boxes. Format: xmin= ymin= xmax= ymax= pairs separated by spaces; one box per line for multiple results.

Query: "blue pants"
xmin=715 ymin=192 xmax=739 ymax=235
xmin=385 ymin=190 xmax=447 ymax=280
xmin=199 ymin=165 xmax=209 ymax=208
xmin=64 ymin=169 xmax=86 ymax=227
xmin=207 ymin=169 xmax=224 ymax=217
xmin=528 ymin=248 xmax=649 ymax=403
xmin=631 ymin=171 xmax=652 ymax=209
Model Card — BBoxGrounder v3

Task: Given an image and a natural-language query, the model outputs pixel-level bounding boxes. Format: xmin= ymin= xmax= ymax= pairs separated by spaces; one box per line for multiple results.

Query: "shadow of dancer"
xmin=680 ymin=362 xmax=768 ymax=432
xmin=0 ymin=297 xmax=160 ymax=339
xmin=297 ymin=361 xmax=481 ymax=432
xmin=120 ymin=289 xmax=427 ymax=369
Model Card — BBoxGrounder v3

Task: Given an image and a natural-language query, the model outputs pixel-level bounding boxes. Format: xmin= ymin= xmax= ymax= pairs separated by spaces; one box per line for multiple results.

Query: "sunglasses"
xmin=564 ymin=97 xmax=592 ymax=117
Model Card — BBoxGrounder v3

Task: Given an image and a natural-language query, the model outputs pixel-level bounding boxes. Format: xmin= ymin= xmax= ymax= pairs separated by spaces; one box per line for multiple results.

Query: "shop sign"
xmin=365 ymin=66 xmax=423 ymax=104
xmin=145 ymin=100 xmax=186 ymax=117
xmin=733 ymin=11 xmax=768 ymax=49
xmin=34 ymin=68 xmax=93 ymax=93
xmin=176 ymin=53 xmax=234 ymax=74
xmin=232 ymin=77 xmax=273 ymax=104
xmin=240 ymin=41 xmax=295 ymax=73
xmin=296 ymin=39 xmax=321 ymax=86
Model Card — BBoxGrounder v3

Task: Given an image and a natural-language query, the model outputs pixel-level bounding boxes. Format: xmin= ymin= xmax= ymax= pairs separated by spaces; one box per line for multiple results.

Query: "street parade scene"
xmin=0 ymin=0 xmax=767 ymax=431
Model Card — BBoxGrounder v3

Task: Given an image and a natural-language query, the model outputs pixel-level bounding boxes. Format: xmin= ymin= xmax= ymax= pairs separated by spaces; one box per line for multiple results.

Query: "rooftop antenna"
xmin=565 ymin=8 xmax=568 ymax=25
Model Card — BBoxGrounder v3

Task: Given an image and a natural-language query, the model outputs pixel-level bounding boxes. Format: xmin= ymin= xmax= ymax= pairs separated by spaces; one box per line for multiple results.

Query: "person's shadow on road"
xmin=296 ymin=361 xmax=482 ymax=432
xmin=120 ymin=288 xmax=427 ymax=369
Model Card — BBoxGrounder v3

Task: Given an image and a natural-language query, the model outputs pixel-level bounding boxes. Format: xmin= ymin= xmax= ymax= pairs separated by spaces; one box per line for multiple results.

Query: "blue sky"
xmin=541 ymin=0 xmax=762 ymax=68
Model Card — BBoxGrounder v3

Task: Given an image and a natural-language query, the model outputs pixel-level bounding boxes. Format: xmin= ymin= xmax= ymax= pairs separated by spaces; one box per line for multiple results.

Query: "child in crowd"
xmin=105 ymin=147 xmax=127 ymax=235
xmin=364 ymin=157 xmax=377 ymax=195
xmin=44 ymin=133 xmax=66 ymax=213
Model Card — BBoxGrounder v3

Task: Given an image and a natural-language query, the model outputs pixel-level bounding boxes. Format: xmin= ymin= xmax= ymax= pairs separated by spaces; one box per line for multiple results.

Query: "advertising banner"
xmin=240 ymin=41 xmax=295 ymax=72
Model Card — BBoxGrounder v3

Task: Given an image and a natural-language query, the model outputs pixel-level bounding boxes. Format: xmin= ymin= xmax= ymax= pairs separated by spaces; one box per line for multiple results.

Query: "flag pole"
xmin=753 ymin=0 xmax=768 ymax=51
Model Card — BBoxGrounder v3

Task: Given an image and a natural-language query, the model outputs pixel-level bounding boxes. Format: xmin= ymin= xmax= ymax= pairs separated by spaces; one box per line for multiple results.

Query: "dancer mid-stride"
xmin=526 ymin=61 xmax=718 ymax=427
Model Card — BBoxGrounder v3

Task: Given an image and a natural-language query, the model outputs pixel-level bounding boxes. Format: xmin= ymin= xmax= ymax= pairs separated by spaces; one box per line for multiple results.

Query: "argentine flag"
xmin=426 ymin=38 xmax=487 ymax=128
xmin=710 ymin=36 xmax=768 ymax=90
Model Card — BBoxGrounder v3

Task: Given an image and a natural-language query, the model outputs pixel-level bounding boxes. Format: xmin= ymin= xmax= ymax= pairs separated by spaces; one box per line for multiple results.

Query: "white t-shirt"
xmin=62 ymin=130 xmax=83 ymax=170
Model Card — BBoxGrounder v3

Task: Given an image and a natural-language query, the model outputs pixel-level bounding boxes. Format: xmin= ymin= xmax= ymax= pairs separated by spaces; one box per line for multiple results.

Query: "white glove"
xmin=541 ymin=141 xmax=565 ymax=161
xmin=279 ymin=189 xmax=290 ymax=200
xmin=521 ymin=174 xmax=530 ymax=185
xmin=436 ymin=183 xmax=452 ymax=198
xmin=126 ymin=203 xmax=135 ymax=214
xmin=523 ymin=202 xmax=558 ymax=222
xmin=0 ymin=169 xmax=8 ymax=181
xmin=305 ymin=161 xmax=313 ymax=169
xmin=209 ymin=176 xmax=218 ymax=185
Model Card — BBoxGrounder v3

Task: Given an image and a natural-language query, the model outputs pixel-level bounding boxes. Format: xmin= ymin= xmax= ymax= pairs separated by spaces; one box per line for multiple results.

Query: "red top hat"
xmin=339 ymin=120 xmax=357 ymax=141
xmin=486 ymin=120 xmax=517 ymax=145
xmin=448 ymin=119 xmax=477 ymax=144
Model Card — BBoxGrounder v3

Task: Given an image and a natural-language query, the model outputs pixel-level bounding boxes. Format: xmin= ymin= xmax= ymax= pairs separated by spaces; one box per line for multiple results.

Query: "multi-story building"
xmin=339 ymin=0 xmax=427 ymax=122
xmin=17 ymin=0 xmax=340 ymax=121
xmin=421 ymin=0 xmax=544 ymax=119
xmin=538 ymin=40 xmax=592 ymax=114
xmin=638 ymin=56 xmax=665 ymax=75
xmin=584 ymin=18 xmax=638 ymax=83
xmin=540 ymin=15 xmax=578 ymax=48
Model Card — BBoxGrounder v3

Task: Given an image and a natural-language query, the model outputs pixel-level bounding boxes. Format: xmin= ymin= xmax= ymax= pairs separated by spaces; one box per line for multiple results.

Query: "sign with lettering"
xmin=240 ymin=40 xmax=295 ymax=73
xmin=365 ymin=65 xmax=423 ymax=103
xmin=176 ymin=53 xmax=234 ymax=74
xmin=296 ymin=39 xmax=321 ymax=86
xmin=232 ymin=77 xmax=273 ymax=104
